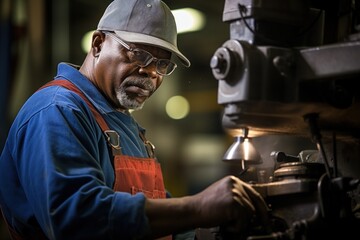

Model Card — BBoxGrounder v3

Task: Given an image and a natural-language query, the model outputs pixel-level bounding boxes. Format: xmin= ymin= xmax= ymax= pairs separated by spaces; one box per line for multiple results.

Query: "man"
xmin=0 ymin=0 xmax=269 ymax=239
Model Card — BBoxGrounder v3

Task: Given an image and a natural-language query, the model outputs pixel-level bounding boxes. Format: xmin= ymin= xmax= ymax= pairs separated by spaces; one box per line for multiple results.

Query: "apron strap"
xmin=41 ymin=79 xmax=157 ymax=158
xmin=40 ymin=80 xmax=109 ymax=131
xmin=39 ymin=79 xmax=122 ymax=155
xmin=139 ymin=131 xmax=156 ymax=158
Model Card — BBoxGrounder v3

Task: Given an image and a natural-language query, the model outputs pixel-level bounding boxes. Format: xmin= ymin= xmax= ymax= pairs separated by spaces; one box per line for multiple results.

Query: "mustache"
xmin=122 ymin=77 xmax=156 ymax=93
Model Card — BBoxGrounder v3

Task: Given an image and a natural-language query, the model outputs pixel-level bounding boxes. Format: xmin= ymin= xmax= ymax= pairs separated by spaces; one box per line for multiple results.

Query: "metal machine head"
xmin=211 ymin=0 xmax=360 ymax=140
xmin=208 ymin=1 xmax=360 ymax=239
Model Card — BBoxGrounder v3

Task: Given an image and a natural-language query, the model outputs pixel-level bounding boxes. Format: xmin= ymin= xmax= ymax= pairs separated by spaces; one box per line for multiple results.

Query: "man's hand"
xmin=144 ymin=175 xmax=270 ymax=238
xmin=192 ymin=175 xmax=269 ymax=232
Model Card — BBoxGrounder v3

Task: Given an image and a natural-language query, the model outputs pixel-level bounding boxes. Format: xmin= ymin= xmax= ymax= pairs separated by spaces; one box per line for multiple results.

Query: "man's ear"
xmin=91 ymin=31 xmax=106 ymax=57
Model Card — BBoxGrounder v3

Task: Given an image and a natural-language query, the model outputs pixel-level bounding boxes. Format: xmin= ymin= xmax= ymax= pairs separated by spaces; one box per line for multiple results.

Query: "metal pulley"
xmin=210 ymin=39 xmax=245 ymax=82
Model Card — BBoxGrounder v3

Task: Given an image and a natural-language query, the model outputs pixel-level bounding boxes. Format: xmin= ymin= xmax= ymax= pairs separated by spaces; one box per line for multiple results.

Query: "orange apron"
xmin=3 ymin=80 xmax=171 ymax=240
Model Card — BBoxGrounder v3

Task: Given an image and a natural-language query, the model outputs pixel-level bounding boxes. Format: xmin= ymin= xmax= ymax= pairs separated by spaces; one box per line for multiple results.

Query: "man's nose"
xmin=138 ymin=62 xmax=158 ymax=78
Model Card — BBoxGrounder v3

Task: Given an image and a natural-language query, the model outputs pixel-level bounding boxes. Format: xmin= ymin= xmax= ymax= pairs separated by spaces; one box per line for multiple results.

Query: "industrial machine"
xmin=209 ymin=0 xmax=360 ymax=239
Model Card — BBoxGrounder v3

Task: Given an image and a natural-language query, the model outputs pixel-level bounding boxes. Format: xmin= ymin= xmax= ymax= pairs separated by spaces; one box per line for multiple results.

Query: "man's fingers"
xmin=231 ymin=176 xmax=268 ymax=210
xmin=231 ymin=176 xmax=272 ymax=232
xmin=232 ymin=189 xmax=255 ymax=213
xmin=242 ymin=183 xmax=272 ymax=233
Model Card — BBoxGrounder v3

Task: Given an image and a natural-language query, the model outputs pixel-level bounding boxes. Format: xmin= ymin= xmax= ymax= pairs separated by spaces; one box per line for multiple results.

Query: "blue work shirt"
xmin=0 ymin=63 xmax=156 ymax=239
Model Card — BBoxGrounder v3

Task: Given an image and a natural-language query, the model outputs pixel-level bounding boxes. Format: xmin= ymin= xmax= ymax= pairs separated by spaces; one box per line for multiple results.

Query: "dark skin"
xmin=79 ymin=31 xmax=270 ymax=239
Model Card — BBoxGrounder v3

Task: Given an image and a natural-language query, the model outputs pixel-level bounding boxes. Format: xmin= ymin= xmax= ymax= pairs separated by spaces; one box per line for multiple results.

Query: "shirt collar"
xmin=54 ymin=62 xmax=117 ymax=114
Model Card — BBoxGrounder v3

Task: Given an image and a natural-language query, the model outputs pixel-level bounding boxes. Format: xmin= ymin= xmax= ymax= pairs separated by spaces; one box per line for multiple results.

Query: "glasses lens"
xmin=157 ymin=60 xmax=176 ymax=75
xmin=130 ymin=48 xmax=177 ymax=76
xmin=130 ymin=49 xmax=153 ymax=67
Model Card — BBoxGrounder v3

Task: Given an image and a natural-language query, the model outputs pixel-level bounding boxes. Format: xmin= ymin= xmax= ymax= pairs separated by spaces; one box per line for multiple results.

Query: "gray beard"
xmin=116 ymin=87 xmax=145 ymax=111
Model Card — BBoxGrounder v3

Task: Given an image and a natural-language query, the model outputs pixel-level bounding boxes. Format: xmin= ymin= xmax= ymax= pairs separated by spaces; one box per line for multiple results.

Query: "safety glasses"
xmin=104 ymin=31 xmax=177 ymax=76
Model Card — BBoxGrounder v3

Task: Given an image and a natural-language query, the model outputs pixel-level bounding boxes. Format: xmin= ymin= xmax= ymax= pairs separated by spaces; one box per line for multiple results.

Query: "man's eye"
xmin=127 ymin=51 xmax=142 ymax=63
xmin=132 ymin=49 xmax=144 ymax=57
xmin=157 ymin=60 xmax=168 ymax=69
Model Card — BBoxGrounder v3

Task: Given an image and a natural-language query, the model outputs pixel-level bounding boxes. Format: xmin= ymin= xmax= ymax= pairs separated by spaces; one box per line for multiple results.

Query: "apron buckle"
xmin=104 ymin=130 xmax=121 ymax=150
